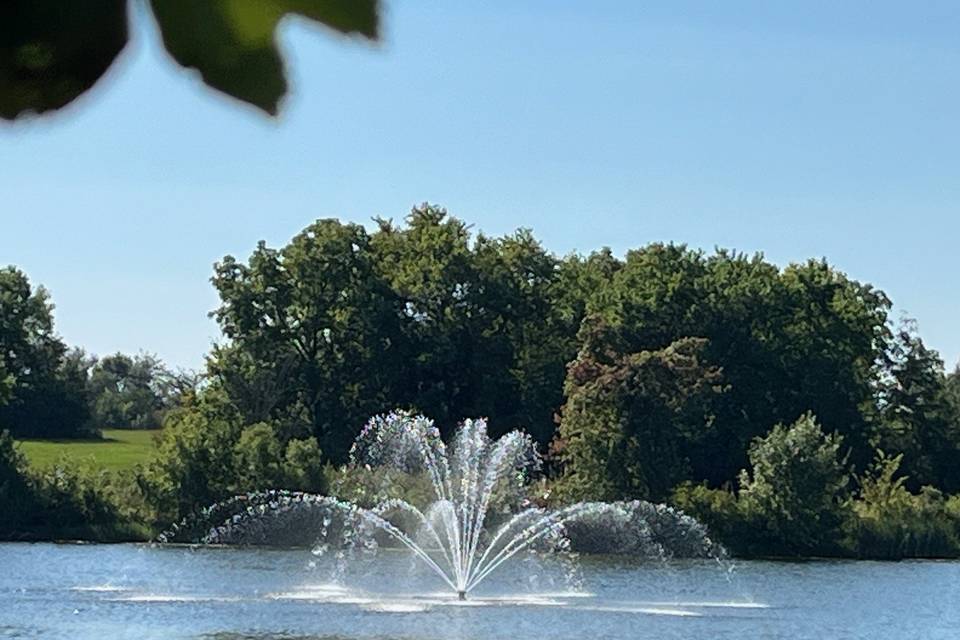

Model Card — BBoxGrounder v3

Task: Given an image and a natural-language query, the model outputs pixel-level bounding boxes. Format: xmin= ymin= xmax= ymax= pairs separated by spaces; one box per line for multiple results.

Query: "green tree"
xmin=139 ymin=390 xmax=242 ymax=524
xmin=946 ymin=365 xmax=960 ymax=426
xmin=210 ymin=206 xmax=583 ymax=459
xmin=0 ymin=363 xmax=12 ymax=406
xmin=737 ymin=413 xmax=850 ymax=555
xmin=877 ymin=323 xmax=960 ymax=492
xmin=371 ymin=206 xmax=478 ymax=432
xmin=0 ymin=267 xmax=93 ymax=437
xmin=140 ymin=386 xmax=327 ymax=524
xmin=232 ymin=423 xmax=285 ymax=490
xmin=372 ymin=206 xmax=578 ymax=442
xmin=232 ymin=423 xmax=326 ymax=493
xmin=555 ymin=330 xmax=722 ymax=502
xmin=471 ymin=230 xmax=578 ymax=443
xmin=0 ymin=430 xmax=32 ymax=535
xmin=88 ymin=352 xmax=170 ymax=429
xmin=210 ymin=219 xmax=397 ymax=461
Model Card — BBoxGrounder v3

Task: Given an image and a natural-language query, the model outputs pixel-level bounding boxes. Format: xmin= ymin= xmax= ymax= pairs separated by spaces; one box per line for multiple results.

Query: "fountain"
xmin=160 ymin=411 xmax=721 ymax=599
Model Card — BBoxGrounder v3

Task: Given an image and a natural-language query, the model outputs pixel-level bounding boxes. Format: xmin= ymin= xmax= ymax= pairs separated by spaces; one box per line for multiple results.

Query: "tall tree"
xmin=88 ymin=353 xmax=169 ymax=429
xmin=0 ymin=267 xmax=92 ymax=437
xmin=469 ymin=229 xmax=574 ymax=442
xmin=946 ymin=366 xmax=960 ymax=422
xmin=210 ymin=219 xmax=398 ymax=461
xmin=370 ymin=206 xmax=477 ymax=432
xmin=372 ymin=206 xmax=579 ymax=441
xmin=877 ymin=323 xmax=960 ymax=492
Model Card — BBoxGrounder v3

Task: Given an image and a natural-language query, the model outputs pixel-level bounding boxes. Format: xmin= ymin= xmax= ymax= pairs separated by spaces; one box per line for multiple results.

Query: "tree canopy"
xmin=0 ymin=267 xmax=92 ymax=437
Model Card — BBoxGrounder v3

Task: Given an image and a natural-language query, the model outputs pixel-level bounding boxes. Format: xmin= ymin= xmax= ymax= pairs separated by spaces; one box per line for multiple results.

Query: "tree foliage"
xmin=210 ymin=205 xmax=581 ymax=462
xmin=846 ymin=451 xmax=960 ymax=558
xmin=555 ymin=331 xmax=722 ymax=502
xmin=210 ymin=219 xmax=395 ymax=460
xmin=0 ymin=267 xmax=94 ymax=437
xmin=88 ymin=352 xmax=171 ymax=429
xmin=552 ymin=246 xmax=890 ymax=494
xmin=877 ymin=323 xmax=960 ymax=492
xmin=136 ymin=387 xmax=326 ymax=525
xmin=0 ymin=429 xmax=134 ymax=540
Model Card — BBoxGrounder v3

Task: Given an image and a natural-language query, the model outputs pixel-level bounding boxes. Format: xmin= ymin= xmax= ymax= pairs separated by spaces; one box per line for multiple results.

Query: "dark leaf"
xmin=0 ymin=0 xmax=128 ymax=120
xmin=150 ymin=0 xmax=379 ymax=115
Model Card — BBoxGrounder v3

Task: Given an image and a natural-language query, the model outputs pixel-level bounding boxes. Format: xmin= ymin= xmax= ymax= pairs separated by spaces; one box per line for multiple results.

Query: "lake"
xmin=1 ymin=543 xmax=957 ymax=639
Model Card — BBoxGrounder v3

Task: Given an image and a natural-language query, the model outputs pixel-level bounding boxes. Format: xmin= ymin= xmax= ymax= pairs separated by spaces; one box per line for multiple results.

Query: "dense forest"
xmin=2 ymin=204 xmax=959 ymax=557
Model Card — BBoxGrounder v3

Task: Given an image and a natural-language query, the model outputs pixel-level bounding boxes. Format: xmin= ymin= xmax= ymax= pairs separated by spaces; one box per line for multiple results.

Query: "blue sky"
xmin=2 ymin=1 xmax=958 ymax=371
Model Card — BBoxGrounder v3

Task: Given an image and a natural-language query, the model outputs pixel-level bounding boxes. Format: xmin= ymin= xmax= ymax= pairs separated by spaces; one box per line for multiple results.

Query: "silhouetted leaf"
xmin=0 ymin=0 xmax=128 ymax=120
xmin=150 ymin=0 xmax=379 ymax=115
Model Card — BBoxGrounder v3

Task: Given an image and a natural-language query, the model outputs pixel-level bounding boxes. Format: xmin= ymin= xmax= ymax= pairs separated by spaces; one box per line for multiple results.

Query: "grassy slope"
xmin=17 ymin=429 xmax=160 ymax=472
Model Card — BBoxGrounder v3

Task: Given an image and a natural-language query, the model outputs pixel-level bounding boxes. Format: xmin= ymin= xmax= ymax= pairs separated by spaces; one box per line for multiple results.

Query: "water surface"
xmin=1 ymin=543 xmax=957 ymax=639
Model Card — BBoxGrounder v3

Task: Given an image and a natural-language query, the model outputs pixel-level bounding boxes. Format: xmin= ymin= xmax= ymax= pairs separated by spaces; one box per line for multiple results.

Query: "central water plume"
xmin=349 ymin=411 xmax=616 ymax=598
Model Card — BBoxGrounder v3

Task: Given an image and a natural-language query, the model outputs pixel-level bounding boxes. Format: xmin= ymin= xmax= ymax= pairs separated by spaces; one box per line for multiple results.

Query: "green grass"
xmin=16 ymin=429 xmax=161 ymax=472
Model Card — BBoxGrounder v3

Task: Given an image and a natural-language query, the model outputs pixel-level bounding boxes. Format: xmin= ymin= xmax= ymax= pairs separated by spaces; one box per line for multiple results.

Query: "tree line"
xmin=0 ymin=266 xmax=195 ymax=438
xmin=2 ymin=204 xmax=959 ymax=556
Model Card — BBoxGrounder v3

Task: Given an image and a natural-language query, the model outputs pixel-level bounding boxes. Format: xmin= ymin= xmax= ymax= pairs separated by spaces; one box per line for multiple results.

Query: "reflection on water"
xmin=1 ymin=543 xmax=959 ymax=639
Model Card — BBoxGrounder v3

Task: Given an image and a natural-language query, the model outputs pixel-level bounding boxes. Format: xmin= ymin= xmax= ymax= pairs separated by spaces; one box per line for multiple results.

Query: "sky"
xmin=2 ymin=1 xmax=958 ymax=371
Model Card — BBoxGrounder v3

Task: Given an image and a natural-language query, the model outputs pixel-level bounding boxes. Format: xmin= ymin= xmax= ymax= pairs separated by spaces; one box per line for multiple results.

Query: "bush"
xmin=282 ymin=437 xmax=326 ymax=493
xmin=233 ymin=423 xmax=285 ymax=490
xmin=671 ymin=414 xmax=853 ymax=557
xmin=137 ymin=394 xmax=241 ymax=525
xmin=28 ymin=462 xmax=123 ymax=536
xmin=0 ymin=430 xmax=33 ymax=536
xmin=737 ymin=413 xmax=850 ymax=556
xmin=139 ymin=389 xmax=329 ymax=526
xmin=0 ymin=431 xmax=140 ymax=541
xmin=846 ymin=452 xmax=960 ymax=558
xmin=671 ymin=482 xmax=750 ymax=550
xmin=232 ymin=423 xmax=327 ymax=494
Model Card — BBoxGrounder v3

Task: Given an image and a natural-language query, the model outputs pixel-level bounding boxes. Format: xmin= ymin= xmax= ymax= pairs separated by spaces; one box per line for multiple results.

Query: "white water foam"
xmin=71 ymin=585 xmax=128 ymax=593
xmin=632 ymin=600 xmax=769 ymax=609
xmin=108 ymin=594 xmax=244 ymax=603
xmin=84 ymin=585 xmax=758 ymax=619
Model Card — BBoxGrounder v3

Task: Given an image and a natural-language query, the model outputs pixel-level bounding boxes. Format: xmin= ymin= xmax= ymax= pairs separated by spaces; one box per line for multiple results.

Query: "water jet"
xmin=160 ymin=411 xmax=721 ymax=599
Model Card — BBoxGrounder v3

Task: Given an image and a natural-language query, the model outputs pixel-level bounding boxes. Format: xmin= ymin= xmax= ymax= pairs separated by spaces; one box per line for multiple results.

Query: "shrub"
xmin=671 ymin=482 xmax=749 ymax=550
xmin=139 ymin=389 xmax=330 ymax=526
xmin=137 ymin=394 xmax=241 ymax=525
xmin=846 ymin=452 xmax=960 ymax=558
xmin=737 ymin=413 xmax=850 ymax=556
xmin=232 ymin=424 xmax=327 ymax=494
xmin=233 ymin=423 xmax=285 ymax=490
xmin=282 ymin=437 xmax=326 ymax=493
xmin=0 ymin=430 xmax=33 ymax=536
xmin=672 ymin=414 xmax=853 ymax=557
